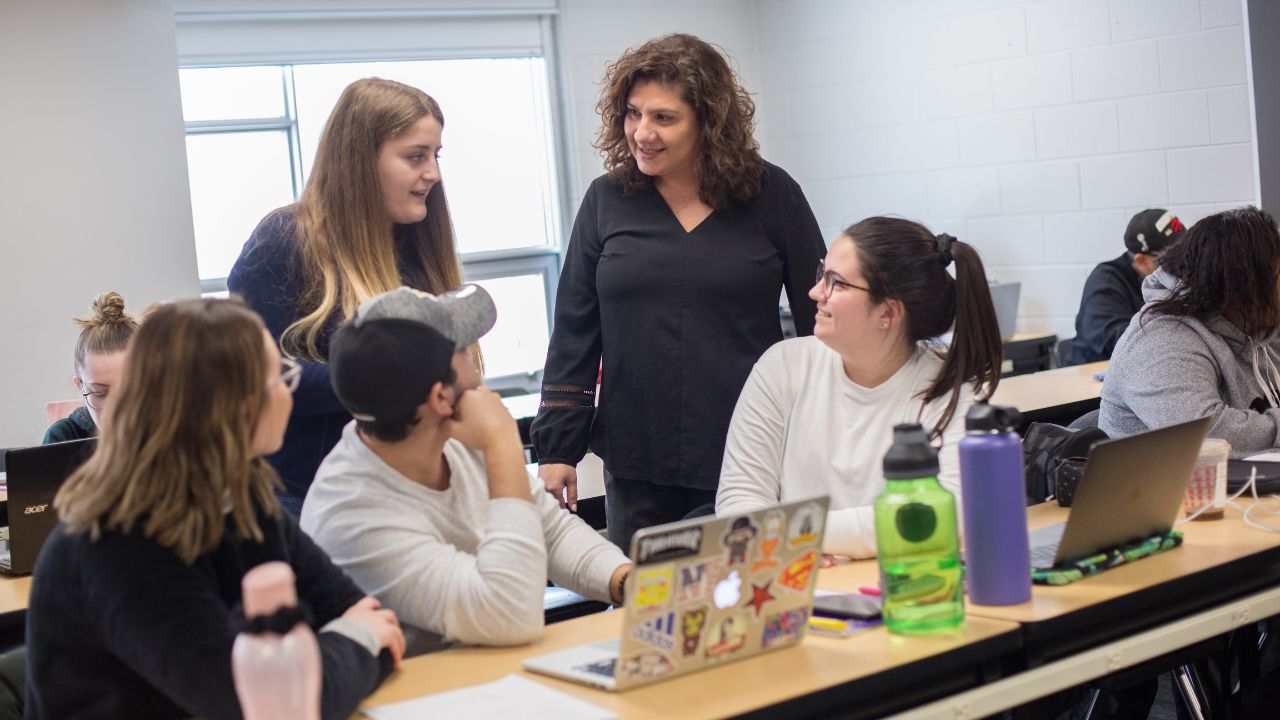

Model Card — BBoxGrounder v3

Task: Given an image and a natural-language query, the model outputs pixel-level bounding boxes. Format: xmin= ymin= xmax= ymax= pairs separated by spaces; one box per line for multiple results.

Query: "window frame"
xmin=176 ymin=6 xmax=573 ymax=393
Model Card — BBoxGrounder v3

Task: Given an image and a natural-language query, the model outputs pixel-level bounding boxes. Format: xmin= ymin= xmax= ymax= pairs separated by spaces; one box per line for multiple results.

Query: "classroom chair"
xmin=44 ymin=400 xmax=81 ymax=426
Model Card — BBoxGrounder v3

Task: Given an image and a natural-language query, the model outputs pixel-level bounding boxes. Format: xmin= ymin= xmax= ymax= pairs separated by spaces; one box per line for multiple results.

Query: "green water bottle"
xmin=874 ymin=423 xmax=964 ymax=635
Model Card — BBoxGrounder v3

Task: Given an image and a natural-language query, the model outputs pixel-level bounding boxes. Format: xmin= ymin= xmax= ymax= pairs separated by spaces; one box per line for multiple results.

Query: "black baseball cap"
xmin=1125 ymin=208 xmax=1185 ymax=255
xmin=329 ymin=285 xmax=497 ymax=423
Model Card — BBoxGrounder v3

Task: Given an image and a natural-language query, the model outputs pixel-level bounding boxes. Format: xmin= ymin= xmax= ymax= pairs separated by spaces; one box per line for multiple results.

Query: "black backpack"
xmin=1021 ymin=422 xmax=1109 ymax=504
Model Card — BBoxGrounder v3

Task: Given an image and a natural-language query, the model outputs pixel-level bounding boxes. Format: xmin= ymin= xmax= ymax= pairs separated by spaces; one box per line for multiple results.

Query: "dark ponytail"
xmin=844 ymin=218 xmax=1003 ymax=439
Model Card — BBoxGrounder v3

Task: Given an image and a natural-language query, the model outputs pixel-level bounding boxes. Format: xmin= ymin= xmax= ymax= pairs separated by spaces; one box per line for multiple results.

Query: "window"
xmin=179 ymin=55 xmax=562 ymax=391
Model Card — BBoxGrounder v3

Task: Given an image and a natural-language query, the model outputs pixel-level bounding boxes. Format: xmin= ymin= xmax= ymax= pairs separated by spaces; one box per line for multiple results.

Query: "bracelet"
xmin=614 ymin=569 xmax=630 ymax=604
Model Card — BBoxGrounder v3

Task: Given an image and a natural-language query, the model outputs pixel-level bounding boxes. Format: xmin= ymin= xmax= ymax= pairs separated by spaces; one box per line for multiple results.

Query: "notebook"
xmin=1028 ymin=416 xmax=1211 ymax=570
xmin=523 ymin=497 xmax=830 ymax=691
xmin=0 ymin=438 xmax=96 ymax=576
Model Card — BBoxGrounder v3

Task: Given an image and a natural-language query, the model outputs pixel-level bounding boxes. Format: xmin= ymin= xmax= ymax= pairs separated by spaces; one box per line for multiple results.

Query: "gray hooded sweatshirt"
xmin=1099 ymin=267 xmax=1280 ymax=457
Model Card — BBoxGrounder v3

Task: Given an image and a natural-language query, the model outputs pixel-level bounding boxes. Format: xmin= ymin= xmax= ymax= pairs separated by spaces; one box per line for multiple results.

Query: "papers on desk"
xmin=1244 ymin=452 xmax=1280 ymax=463
xmin=363 ymin=673 xmax=616 ymax=720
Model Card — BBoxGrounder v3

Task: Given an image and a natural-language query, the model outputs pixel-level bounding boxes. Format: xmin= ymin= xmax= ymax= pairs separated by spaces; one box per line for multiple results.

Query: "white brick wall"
xmin=748 ymin=0 xmax=1255 ymax=336
xmin=554 ymin=0 xmax=1256 ymax=337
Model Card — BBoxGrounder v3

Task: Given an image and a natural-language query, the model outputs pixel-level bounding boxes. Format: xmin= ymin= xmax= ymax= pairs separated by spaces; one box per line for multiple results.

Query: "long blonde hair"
xmin=55 ymin=298 xmax=281 ymax=564
xmin=283 ymin=77 xmax=464 ymax=361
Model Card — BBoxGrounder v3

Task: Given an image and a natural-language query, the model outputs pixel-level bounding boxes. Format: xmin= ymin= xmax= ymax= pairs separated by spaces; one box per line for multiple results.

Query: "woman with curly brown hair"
xmin=531 ymin=33 xmax=826 ymax=551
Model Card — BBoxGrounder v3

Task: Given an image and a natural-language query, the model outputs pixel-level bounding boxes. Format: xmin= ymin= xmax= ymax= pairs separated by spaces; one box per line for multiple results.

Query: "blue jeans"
xmin=603 ymin=470 xmax=716 ymax=556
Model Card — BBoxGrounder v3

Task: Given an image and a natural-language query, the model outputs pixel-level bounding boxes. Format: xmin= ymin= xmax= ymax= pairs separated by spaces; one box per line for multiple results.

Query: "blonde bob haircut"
xmin=55 ymin=298 xmax=281 ymax=565
xmin=283 ymin=77 xmax=464 ymax=361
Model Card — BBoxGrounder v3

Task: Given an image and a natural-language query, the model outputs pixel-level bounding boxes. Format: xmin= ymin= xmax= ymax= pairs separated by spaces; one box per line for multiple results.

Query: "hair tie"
xmin=935 ymin=233 xmax=955 ymax=268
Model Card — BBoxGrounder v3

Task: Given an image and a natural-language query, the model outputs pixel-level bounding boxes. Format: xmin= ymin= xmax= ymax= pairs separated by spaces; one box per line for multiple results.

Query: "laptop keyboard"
xmin=1028 ymin=523 xmax=1066 ymax=568
xmin=575 ymin=657 xmax=617 ymax=678
xmin=1029 ymin=542 xmax=1060 ymax=567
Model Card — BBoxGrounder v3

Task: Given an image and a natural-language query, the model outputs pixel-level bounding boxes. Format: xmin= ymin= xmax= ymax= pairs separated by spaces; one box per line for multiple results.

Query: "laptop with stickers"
xmin=523 ymin=497 xmax=830 ymax=691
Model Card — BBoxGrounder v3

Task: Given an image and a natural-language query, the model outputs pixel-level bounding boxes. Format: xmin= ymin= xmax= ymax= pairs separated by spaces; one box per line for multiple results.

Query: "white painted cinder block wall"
xmin=749 ymin=0 xmax=1254 ymax=337
xmin=0 ymin=1 xmax=199 ymax=449
xmin=556 ymin=0 xmax=763 ymax=210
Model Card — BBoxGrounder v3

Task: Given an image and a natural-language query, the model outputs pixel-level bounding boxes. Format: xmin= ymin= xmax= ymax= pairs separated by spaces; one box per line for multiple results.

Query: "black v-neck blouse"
xmin=531 ymin=162 xmax=826 ymax=490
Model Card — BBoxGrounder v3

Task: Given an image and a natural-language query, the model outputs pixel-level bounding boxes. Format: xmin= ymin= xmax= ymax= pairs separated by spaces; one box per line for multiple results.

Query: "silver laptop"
xmin=1029 ymin=416 xmax=1211 ymax=569
xmin=524 ymin=497 xmax=830 ymax=691
xmin=989 ymin=281 xmax=1021 ymax=341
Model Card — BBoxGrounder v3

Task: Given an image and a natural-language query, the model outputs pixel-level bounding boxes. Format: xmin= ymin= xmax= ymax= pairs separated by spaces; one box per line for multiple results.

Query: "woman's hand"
xmin=539 ymin=463 xmax=578 ymax=511
xmin=342 ymin=596 xmax=406 ymax=667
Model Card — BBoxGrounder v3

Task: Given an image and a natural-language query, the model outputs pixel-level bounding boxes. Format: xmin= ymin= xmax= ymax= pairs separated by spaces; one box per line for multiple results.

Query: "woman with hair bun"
xmin=43 ymin=291 xmax=139 ymax=444
xmin=531 ymin=33 xmax=827 ymax=551
xmin=716 ymin=217 xmax=1005 ymax=559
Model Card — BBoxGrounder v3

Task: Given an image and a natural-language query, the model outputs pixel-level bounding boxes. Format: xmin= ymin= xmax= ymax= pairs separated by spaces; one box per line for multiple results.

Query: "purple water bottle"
xmin=958 ymin=402 xmax=1031 ymax=605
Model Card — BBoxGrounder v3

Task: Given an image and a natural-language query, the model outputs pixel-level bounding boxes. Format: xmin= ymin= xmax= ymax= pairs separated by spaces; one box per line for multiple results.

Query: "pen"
xmin=808 ymin=616 xmax=850 ymax=632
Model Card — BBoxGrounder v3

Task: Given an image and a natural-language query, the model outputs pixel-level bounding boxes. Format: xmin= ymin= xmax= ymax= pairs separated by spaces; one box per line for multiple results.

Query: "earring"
xmin=879 ymin=322 xmax=889 ymax=329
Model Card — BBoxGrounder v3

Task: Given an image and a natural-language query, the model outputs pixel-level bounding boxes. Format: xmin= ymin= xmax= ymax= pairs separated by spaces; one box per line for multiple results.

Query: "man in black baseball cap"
xmin=301 ymin=285 xmax=631 ymax=655
xmin=1067 ymin=208 xmax=1185 ymax=365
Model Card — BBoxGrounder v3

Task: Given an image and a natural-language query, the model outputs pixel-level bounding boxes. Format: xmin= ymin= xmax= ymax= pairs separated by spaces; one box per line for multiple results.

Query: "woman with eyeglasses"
xmin=716 ymin=217 xmax=1004 ymax=559
xmin=531 ymin=34 xmax=826 ymax=551
xmin=229 ymin=78 xmax=465 ymax=516
xmin=43 ymin=291 xmax=138 ymax=444
xmin=26 ymin=297 xmax=404 ymax=719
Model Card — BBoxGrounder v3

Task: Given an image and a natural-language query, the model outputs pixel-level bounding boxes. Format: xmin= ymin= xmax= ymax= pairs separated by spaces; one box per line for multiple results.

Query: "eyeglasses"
xmin=79 ymin=385 xmax=108 ymax=411
xmin=815 ymin=260 xmax=871 ymax=299
xmin=267 ymin=357 xmax=303 ymax=394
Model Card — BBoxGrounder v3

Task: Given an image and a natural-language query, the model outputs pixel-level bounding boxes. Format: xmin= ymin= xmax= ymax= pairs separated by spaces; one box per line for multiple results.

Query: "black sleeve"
xmin=530 ymin=183 xmax=604 ymax=466
xmin=764 ymin=165 xmax=827 ymax=336
xmin=1077 ymin=268 xmax=1135 ymax=358
xmin=86 ymin=535 xmax=383 ymax=720
xmin=228 ymin=212 xmax=346 ymax=417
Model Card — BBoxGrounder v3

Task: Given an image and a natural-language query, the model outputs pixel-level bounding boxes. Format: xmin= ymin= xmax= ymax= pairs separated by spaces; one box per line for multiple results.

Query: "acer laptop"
xmin=1028 ymin=416 xmax=1211 ymax=569
xmin=0 ymin=438 xmax=96 ymax=576
xmin=524 ymin=497 xmax=829 ymax=691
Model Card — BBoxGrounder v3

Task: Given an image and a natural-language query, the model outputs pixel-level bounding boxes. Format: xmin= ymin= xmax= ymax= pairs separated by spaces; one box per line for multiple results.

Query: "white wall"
xmin=0 ymin=0 xmax=199 ymax=449
xmin=750 ymin=0 xmax=1254 ymax=337
xmin=556 ymin=0 xmax=763 ymax=207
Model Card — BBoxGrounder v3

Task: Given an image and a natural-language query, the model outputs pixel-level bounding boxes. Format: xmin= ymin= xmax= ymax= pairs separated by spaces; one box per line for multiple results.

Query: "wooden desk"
xmin=966 ymin=503 xmax=1280 ymax=662
xmin=362 ymin=587 xmax=1021 ymax=719
xmin=990 ymin=360 xmax=1107 ymax=427
xmin=895 ymin=503 xmax=1280 ymax=718
xmin=0 ymin=576 xmax=31 ymax=648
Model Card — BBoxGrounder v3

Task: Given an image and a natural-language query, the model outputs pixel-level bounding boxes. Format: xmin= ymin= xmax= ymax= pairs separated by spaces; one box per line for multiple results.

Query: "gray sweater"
xmin=300 ymin=423 xmax=628 ymax=656
xmin=1100 ymin=267 xmax=1280 ymax=456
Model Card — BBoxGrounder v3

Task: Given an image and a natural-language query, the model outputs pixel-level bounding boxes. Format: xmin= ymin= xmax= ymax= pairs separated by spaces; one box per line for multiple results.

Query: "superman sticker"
xmin=778 ymin=550 xmax=818 ymax=593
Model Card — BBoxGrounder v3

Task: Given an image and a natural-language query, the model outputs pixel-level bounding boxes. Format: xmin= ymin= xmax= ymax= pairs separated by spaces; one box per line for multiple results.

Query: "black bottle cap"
xmin=964 ymin=401 xmax=1023 ymax=432
xmin=882 ymin=423 xmax=940 ymax=479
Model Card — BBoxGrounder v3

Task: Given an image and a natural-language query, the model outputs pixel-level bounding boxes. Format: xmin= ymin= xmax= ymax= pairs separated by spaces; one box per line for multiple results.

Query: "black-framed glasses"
xmin=815 ymin=260 xmax=871 ymax=299
xmin=267 ymin=357 xmax=303 ymax=394
xmin=79 ymin=385 xmax=108 ymax=411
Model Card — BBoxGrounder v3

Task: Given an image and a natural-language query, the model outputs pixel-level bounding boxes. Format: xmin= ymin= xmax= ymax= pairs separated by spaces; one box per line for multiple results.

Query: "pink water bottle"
xmin=233 ymin=561 xmax=321 ymax=720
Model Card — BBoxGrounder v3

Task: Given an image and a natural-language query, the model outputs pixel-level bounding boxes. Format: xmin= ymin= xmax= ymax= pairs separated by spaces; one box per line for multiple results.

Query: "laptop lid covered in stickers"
xmin=612 ymin=496 xmax=830 ymax=690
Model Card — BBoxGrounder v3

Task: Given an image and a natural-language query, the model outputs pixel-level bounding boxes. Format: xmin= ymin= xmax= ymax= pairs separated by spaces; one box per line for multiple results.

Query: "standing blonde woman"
xmin=43 ymin=291 xmax=139 ymax=444
xmin=26 ymin=298 xmax=404 ymax=719
xmin=230 ymin=78 xmax=464 ymax=515
xmin=532 ymin=34 xmax=826 ymax=551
